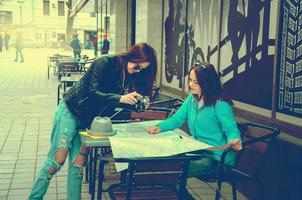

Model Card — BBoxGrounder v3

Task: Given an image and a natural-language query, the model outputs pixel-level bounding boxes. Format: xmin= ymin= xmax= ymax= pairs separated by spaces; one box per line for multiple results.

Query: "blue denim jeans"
xmin=28 ymin=101 xmax=88 ymax=200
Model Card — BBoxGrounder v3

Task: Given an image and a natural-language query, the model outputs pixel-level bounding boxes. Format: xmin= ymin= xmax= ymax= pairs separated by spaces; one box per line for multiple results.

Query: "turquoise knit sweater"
xmin=157 ymin=93 xmax=241 ymax=162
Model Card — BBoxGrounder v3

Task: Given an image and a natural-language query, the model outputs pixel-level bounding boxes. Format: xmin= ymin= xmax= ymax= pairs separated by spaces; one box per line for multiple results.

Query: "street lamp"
xmin=17 ymin=0 xmax=24 ymax=28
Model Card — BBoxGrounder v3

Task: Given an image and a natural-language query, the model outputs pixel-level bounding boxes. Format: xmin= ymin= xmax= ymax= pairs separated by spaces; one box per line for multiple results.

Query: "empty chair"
xmin=57 ymin=60 xmax=80 ymax=80
xmin=47 ymin=56 xmax=60 ymax=79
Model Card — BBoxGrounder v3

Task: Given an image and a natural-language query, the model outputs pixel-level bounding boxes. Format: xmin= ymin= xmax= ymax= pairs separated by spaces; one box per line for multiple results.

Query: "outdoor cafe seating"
xmin=55 ymin=55 xmax=95 ymax=105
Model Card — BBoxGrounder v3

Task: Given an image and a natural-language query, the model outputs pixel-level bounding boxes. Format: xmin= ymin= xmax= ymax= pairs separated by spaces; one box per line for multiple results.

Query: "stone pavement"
xmin=0 ymin=48 xmax=247 ymax=200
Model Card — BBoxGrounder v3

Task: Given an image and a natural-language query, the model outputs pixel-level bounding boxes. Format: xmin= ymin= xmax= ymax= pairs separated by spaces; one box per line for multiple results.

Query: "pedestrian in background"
xmin=101 ymin=35 xmax=110 ymax=55
xmin=14 ymin=33 xmax=24 ymax=63
xmin=91 ymin=33 xmax=98 ymax=57
xmin=4 ymin=32 xmax=11 ymax=50
xmin=70 ymin=33 xmax=81 ymax=60
xmin=0 ymin=33 xmax=3 ymax=52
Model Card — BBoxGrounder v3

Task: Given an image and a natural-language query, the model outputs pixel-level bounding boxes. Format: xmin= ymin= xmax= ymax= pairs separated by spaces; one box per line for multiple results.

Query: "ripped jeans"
xmin=28 ymin=101 xmax=89 ymax=200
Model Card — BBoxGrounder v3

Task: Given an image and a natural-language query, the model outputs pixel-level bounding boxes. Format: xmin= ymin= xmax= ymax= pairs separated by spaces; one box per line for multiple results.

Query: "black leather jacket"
xmin=63 ymin=55 xmax=124 ymax=128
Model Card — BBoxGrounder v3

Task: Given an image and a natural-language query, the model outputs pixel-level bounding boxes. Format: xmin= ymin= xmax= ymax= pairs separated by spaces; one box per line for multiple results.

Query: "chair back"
xmin=58 ymin=60 xmax=80 ymax=80
xmin=234 ymin=123 xmax=280 ymax=177
xmin=150 ymin=98 xmax=184 ymax=110
xmin=130 ymin=107 xmax=174 ymax=121
xmin=111 ymin=107 xmax=174 ymax=123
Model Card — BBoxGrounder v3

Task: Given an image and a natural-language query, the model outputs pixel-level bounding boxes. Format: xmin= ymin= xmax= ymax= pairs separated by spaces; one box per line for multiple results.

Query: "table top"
xmin=80 ymin=120 xmax=216 ymax=172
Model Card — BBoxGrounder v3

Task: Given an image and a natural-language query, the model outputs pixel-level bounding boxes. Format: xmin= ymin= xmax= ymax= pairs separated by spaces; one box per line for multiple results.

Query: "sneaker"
xmin=20 ymin=60 xmax=24 ymax=63
xmin=14 ymin=59 xmax=17 ymax=62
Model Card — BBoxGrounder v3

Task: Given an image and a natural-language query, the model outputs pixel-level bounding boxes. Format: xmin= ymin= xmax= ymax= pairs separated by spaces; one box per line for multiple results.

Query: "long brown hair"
xmin=189 ymin=62 xmax=233 ymax=106
xmin=117 ymin=43 xmax=158 ymax=98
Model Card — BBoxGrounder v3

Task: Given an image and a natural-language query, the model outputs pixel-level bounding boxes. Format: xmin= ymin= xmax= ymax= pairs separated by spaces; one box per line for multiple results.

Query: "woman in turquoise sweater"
xmin=148 ymin=63 xmax=242 ymax=177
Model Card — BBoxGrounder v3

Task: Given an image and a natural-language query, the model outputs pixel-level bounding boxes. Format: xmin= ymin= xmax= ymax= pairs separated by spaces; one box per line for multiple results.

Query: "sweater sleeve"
xmin=87 ymin=57 xmax=121 ymax=105
xmin=215 ymin=101 xmax=241 ymax=143
xmin=157 ymin=95 xmax=191 ymax=132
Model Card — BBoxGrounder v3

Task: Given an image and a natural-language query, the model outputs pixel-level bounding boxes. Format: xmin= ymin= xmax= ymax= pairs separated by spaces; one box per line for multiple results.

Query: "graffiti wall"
xmin=276 ymin=0 xmax=302 ymax=118
xmin=162 ymin=0 xmax=221 ymax=91
xmin=219 ymin=0 xmax=278 ymax=110
xmin=162 ymin=0 xmax=186 ymax=90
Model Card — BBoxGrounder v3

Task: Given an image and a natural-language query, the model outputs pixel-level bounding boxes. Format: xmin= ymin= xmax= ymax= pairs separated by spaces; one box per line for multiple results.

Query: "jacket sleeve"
xmin=87 ymin=58 xmax=121 ymax=105
xmin=215 ymin=101 xmax=241 ymax=143
xmin=157 ymin=95 xmax=191 ymax=132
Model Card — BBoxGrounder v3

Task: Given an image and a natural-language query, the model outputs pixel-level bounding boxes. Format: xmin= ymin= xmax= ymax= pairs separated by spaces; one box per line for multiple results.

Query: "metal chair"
xmin=47 ymin=55 xmax=60 ymax=79
xmin=57 ymin=60 xmax=80 ymax=80
xmin=106 ymin=154 xmax=201 ymax=200
xmin=196 ymin=122 xmax=280 ymax=200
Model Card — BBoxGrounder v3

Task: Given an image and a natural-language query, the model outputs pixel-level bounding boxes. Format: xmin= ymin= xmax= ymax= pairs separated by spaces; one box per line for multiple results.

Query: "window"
xmin=0 ymin=11 xmax=12 ymax=24
xmin=43 ymin=0 xmax=50 ymax=16
xmin=58 ymin=1 xmax=65 ymax=16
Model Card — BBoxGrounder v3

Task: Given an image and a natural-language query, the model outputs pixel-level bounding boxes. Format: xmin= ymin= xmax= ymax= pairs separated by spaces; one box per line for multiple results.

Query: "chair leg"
xmin=215 ymin=180 xmax=222 ymax=200
xmin=97 ymin=159 xmax=107 ymax=200
xmin=255 ymin=179 xmax=265 ymax=200
xmin=85 ymin=150 xmax=90 ymax=183
xmin=231 ymin=181 xmax=237 ymax=200
xmin=88 ymin=148 xmax=93 ymax=194
xmin=47 ymin=66 xmax=50 ymax=79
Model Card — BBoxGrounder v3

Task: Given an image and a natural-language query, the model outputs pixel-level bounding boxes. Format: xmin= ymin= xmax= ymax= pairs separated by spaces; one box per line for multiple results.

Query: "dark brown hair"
xmin=189 ymin=62 xmax=233 ymax=106
xmin=117 ymin=42 xmax=158 ymax=98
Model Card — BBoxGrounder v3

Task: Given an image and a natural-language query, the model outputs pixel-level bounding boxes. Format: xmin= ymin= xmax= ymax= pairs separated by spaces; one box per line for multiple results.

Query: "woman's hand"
xmin=229 ymin=139 xmax=242 ymax=151
xmin=147 ymin=125 xmax=161 ymax=134
xmin=119 ymin=91 xmax=142 ymax=105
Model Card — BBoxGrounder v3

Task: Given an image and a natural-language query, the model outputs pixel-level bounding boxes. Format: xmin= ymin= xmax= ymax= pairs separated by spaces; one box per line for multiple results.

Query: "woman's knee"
xmin=73 ymin=146 xmax=90 ymax=166
xmin=71 ymin=146 xmax=90 ymax=177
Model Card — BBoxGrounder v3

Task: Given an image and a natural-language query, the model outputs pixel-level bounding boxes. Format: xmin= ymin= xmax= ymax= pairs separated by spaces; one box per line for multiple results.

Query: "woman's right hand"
xmin=147 ymin=125 xmax=161 ymax=134
xmin=119 ymin=91 xmax=142 ymax=105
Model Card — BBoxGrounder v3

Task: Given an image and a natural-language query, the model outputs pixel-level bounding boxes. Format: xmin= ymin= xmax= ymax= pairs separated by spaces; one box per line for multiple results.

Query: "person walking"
xmin=70 ymin=33 xmax=82 ymax=60
xmin=101 ymin=35 xmax=110 ymax=55
xmin=14 ymin=33 xmax=24 ymax=62
xmin=0 ymin=33 xmax=3 ymax=52
xmin=91 ymin=34 xmax=98 ymax=57
xmin=28 ymin=42 xmax=158 ymax=200
xmin=4 ymin=32 xmax=11 ymax=50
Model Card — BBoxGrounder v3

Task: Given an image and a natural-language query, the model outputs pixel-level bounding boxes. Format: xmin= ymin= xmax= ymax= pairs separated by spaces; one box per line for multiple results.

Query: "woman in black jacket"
xmin=28 ymin=43 xmax=158 ymax=200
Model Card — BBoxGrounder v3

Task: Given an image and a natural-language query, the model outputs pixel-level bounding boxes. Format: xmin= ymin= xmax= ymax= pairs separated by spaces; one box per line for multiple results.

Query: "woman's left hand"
xmin=229 ymin=139 xmax=242 ymax=151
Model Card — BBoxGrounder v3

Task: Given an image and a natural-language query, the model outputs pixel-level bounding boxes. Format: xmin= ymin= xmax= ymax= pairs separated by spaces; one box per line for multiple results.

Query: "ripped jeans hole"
xmin=46 ymin=165 xmax=58 ymax=180
xmin=55 ymin=149 xmax=68 ymax=165
xmin=58 ymin=135 xmax=73 ymax=150
xmin=72 ymin=164 xmax=84 ymax=177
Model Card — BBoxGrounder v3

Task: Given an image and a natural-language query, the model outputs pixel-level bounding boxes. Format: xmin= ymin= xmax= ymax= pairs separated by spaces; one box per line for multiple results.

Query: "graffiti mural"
xmin=276 ymin=0 xmax=302 ymax=118
xmin=162 ymin=0 xmax=219 ymax=90
xmin=163 ymin=0 xmax=186 ymax=89
xmin=219 ymin=0 xmax=277 ymax=110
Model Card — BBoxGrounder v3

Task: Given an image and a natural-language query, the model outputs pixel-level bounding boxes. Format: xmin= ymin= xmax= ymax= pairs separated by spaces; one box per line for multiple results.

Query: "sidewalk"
xmin=0 ymin=48 xmax=246 ymax=200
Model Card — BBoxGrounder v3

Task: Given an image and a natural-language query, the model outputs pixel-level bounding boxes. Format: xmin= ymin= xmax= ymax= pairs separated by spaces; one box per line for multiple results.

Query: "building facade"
xmin=0 ymin=0 xmax=97 ymax=48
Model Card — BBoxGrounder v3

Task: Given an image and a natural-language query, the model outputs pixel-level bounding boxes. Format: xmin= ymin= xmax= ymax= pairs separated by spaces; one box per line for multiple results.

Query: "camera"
xmin=134 ymin=96 xmax=150 ymax=112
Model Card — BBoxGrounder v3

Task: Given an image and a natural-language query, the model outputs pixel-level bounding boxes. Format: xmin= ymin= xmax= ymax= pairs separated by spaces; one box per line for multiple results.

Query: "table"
xmin=80 ymin=120 xmax=213 ymax=200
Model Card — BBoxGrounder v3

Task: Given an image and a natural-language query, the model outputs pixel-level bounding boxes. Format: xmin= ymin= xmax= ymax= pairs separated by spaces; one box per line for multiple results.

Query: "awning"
xmin=69 ymin=0 xmax=90 ymax=17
